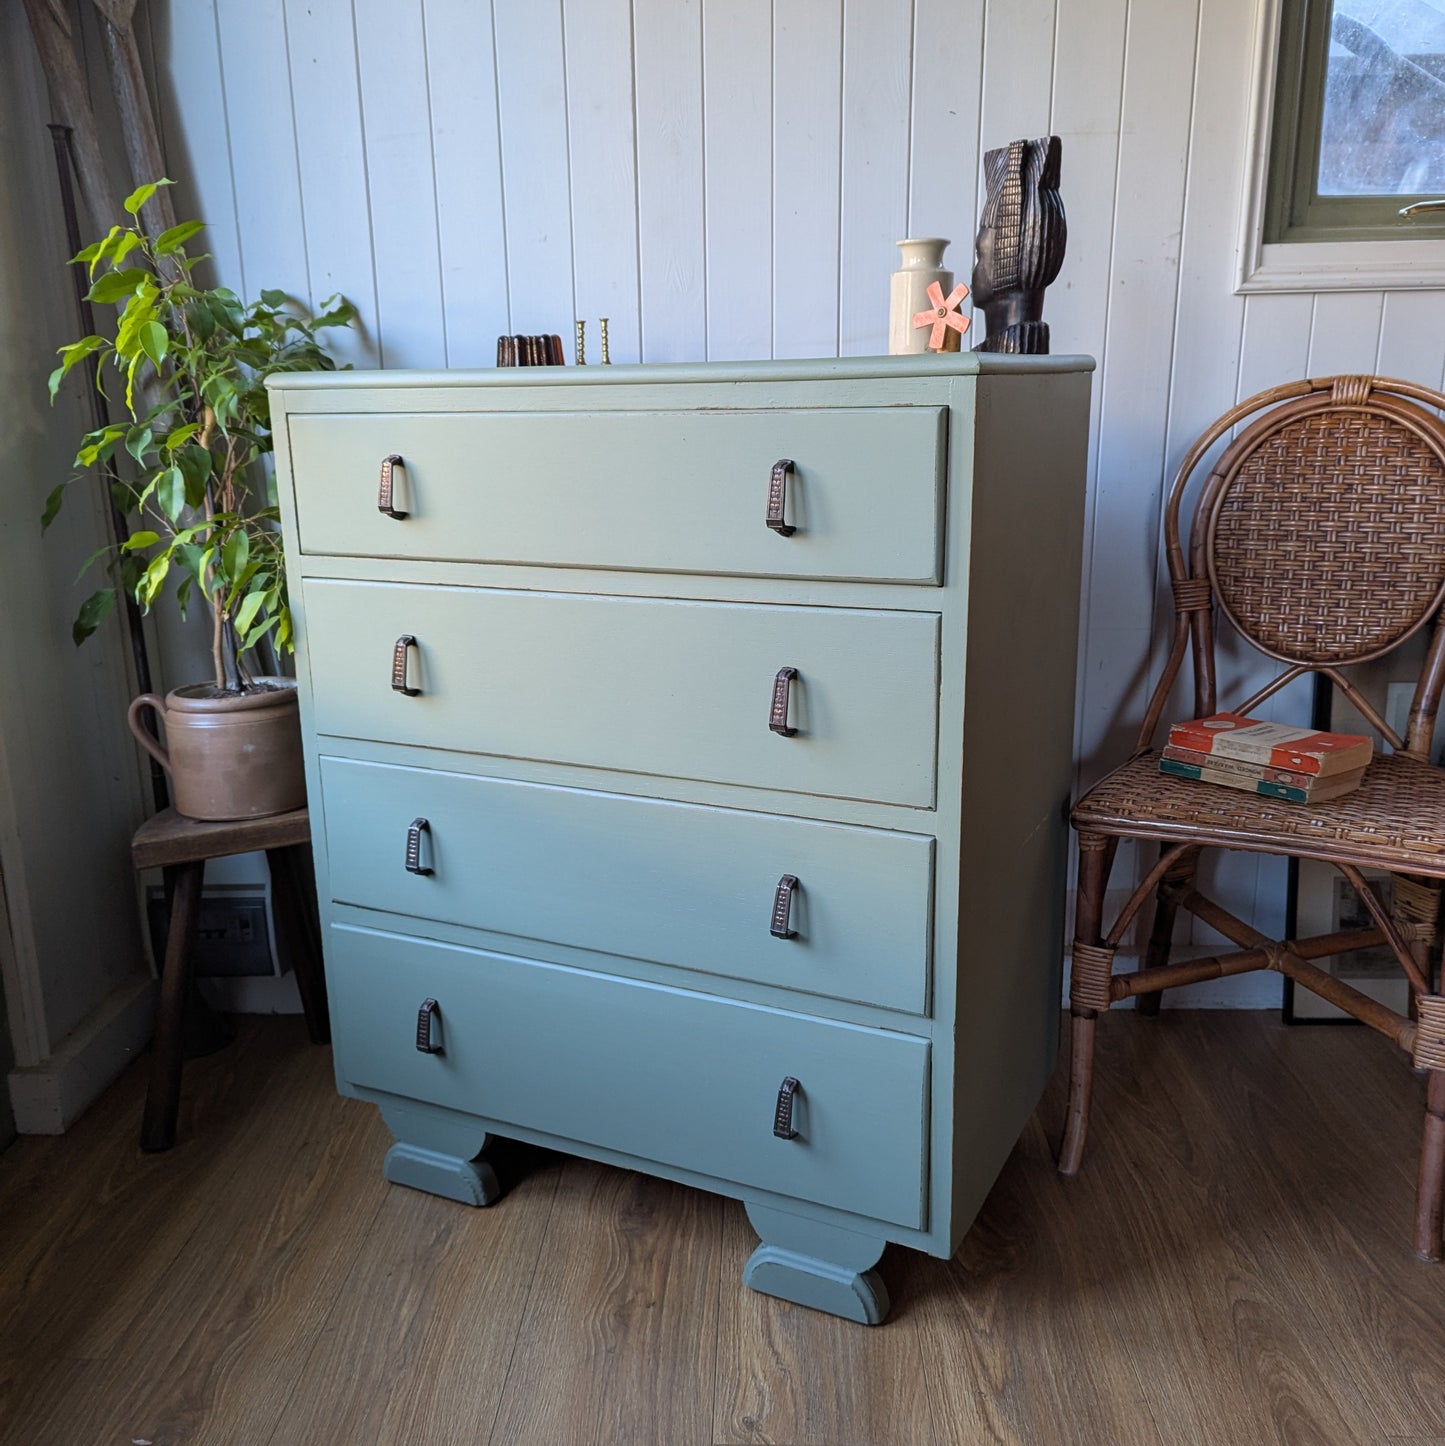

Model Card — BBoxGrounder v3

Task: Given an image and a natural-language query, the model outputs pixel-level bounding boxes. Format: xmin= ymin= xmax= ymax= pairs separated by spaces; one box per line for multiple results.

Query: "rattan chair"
xmin=1063 ymin=374 xmax=1445 ymax=1261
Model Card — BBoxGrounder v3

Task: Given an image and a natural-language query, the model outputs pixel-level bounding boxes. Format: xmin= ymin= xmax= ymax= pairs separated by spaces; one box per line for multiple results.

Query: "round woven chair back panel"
xmin=1207 ymin=409 xmax=1445 ymax=664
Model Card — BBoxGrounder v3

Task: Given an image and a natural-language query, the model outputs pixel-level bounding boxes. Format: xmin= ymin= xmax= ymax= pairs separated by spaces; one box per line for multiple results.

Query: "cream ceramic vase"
xmin=127 ymin=677 xmax=306 ymax=821
xmin=889 ymin=237 xmax=954 ymax=355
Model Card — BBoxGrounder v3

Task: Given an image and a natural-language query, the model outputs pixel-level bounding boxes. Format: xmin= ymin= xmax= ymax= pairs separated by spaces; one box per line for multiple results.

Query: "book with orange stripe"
xmin=1166 ymin=713 xmax=1373 ymax=777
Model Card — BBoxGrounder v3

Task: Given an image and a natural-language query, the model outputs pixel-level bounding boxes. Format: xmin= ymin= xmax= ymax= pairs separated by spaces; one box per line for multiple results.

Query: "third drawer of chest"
xmin=320 ymin=756 xmax=934 ymax=1014
xmin=302 ymin=580 xmax=941 ymax=808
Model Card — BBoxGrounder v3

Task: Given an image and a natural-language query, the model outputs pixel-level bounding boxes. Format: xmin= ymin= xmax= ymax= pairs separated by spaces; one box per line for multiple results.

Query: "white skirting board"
xmin=7 ymin=972 xmax=156 ymax=1134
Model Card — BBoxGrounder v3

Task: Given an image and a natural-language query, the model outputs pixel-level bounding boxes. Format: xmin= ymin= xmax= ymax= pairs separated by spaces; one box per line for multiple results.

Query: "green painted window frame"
xmin=1265 ymin=0 xmax=1445 ymax=244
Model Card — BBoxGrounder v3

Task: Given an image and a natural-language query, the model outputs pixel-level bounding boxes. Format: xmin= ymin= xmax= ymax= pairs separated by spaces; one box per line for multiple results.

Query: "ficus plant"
xmin=45 ymin=178 xmax=354 ymax=693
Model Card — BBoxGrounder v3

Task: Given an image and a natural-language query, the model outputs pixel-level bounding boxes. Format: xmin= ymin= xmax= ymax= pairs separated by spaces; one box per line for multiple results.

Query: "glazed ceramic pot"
xmin=889 ymin=237 xmax=957 ymax=355
xmin=127 ymin=677 xmax=306 ymax=821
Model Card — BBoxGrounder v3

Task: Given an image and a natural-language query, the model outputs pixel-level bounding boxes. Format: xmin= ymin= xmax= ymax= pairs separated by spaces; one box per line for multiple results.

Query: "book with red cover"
xmin=1166 ymin=713 xmax=1373 ymax=777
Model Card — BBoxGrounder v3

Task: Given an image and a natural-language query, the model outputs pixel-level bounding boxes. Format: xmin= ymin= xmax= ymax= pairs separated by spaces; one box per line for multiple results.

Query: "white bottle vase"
xmin=889 ymin=237 xmax=953 ymax=355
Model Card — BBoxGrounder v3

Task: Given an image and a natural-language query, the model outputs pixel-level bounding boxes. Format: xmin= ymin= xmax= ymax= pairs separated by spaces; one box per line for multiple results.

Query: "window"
xmin=1266 ymin=0 xmax=1445 ymax=244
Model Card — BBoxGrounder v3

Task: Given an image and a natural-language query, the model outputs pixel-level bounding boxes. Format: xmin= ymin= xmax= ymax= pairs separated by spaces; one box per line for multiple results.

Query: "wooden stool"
xmin=131 ymin=806 xmax=330 ymax=1152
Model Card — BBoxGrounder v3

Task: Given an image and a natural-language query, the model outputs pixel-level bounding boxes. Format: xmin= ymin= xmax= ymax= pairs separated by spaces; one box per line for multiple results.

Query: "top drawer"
xmin=285 ymin=407 xmax=946 ymax=584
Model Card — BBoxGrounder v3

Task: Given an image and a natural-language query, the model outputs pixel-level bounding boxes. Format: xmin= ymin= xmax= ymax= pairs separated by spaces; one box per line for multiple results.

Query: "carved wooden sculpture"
xmin=972 ymin=136 xmax=1066 ymax=356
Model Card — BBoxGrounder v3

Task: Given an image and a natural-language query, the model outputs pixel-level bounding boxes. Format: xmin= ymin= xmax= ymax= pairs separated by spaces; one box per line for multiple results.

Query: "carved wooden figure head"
xmin=972 ymin=136 xmax=1066 ymax=355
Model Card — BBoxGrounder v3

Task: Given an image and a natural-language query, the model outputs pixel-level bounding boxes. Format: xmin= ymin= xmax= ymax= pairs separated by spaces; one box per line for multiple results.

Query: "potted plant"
xmin=45 ymin=178 xmax=354 ymax=820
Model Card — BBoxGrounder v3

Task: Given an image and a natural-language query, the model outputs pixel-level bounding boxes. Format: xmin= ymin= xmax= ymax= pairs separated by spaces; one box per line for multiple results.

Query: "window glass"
xmin=1318 ymin=1 xmax=1445 ymax=196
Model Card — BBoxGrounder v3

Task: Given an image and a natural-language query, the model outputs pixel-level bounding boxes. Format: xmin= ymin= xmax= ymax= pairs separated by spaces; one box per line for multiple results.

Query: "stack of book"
xmin=1160 ymin=712 xmax=1373 ymax=803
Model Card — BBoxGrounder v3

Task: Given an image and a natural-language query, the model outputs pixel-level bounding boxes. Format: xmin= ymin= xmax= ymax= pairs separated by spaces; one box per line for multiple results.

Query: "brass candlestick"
xmin=599 ymin=317 xmax=611 ymax=364
xmin=575 ymin=319 xmax=586 ymax=365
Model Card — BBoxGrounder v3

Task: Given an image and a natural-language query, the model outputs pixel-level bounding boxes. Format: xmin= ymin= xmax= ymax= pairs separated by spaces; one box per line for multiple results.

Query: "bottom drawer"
xmin=331 ymin=923 xmax=931 ymax=1229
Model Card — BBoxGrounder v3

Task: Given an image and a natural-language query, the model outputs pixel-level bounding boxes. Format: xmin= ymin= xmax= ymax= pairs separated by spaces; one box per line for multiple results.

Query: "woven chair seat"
xmin=1074 ymin=751 xmax=1445 ymax=875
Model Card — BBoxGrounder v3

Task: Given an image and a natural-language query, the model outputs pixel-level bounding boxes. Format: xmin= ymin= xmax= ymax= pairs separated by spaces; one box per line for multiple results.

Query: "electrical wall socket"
xmin=145 ymin=884 xmax=281 ymax=978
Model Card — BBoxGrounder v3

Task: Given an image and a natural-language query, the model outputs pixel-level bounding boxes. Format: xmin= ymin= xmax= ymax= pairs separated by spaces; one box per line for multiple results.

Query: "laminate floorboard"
xmin=1068 ymin=1011 xmax=1388 ymax=1446
xmin=491 ymin=1159 xmax=724 ymax=1446
xmin=1166 ymin=1012 xmax=1445 ymax=1438
xmin=268 ymin=1138 xmax=560 ymax=1446
xmin=2 ymin=1011 xmax=1444 ymax=1446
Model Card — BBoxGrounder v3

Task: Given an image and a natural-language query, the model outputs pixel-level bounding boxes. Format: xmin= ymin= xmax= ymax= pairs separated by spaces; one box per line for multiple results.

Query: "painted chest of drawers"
xmin=269 ymin=354 xmax=1093 ymax=1324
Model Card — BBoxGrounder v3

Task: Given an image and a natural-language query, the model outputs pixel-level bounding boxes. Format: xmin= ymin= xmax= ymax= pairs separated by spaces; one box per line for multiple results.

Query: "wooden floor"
xmin=2 ymin=1011 xmax=1443 ymax=1446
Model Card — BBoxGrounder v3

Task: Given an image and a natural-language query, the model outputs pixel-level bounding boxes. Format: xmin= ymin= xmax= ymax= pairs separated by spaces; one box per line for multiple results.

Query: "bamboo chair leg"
xmin=1059 ymin=834 xmax=1112 ymax=1176
xmin=1416 ymin=1070 xmax=1445 ymax=1262
xmin=1136 ymin=846 xmax=1198 ymax=1017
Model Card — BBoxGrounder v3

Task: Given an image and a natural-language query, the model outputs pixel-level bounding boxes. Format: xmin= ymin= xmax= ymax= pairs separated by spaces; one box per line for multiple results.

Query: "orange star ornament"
xmin=912 ymin=281 xmax=970 ymax=351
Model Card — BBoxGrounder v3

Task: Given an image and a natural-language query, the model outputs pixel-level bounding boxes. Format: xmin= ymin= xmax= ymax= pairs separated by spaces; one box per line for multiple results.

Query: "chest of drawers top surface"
xmin=271 ymin=353 xmax=1091 ymax=589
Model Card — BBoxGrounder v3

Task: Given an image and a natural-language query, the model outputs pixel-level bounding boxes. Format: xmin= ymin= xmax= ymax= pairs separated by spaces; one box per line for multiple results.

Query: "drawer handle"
xmin=771 ymin=874 xmax=799 ymax=938
xmin=416 ymin=998 xmax=443 ymax=1054
xmin=405 ymin=817 xmax=433 ymax=875
xmin=774 ymin=1076 xmax=801 ymax=1139
xmin=769 ymin=666 xmax=798 ymax=736
xmin=378 ymin=454 xmax=408 ymax=519
xmin=391 ymin=635 xmax=421 ymax=696
xmin=766 ymin=458 xmax=795 ymax=535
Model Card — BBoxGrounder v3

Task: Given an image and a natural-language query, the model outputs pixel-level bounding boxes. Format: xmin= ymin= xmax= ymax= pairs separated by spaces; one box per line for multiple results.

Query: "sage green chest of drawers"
xmin=269 ymin=354 xmax=1093 ymax=1325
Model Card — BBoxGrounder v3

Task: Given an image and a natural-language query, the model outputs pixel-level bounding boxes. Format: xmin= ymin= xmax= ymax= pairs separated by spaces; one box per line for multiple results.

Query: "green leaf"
xmin=88 ymin=267 xmax=149 ymax=305
xmin=259 ymin=289 xmax=288 ymax=308
xmin=76 ymin=423 xmax=127 ymax=466
xmin=155 ymin=466 xmax=186 ymax=522
xmin=139 ymin=554 xmax=171 ymax=609
xmin=111 ymin=232 xmax=141 ymax=268
xmin=221 ymin=529 xmax=250 ymax=577
xmin=164 ymin=422 xmax=200 ymax=450
xmin=121 ymin=529 xmax=160 ymax=552
xmin=186 ymin=299 xmax=215 ymax=342
xmin=41 ymin=482 xmax=67 ymax=532
xmin=122 ymin=178 xmax=174 ymax=216
xmin=70 ymin=240 xmax=104 ymax=266
xmin=72 ymin=588 xmax=116 ymax=646
xmin=85 ymin=227 xmax=122 ymax=279
xmin=154 ymin=219 xmax=204 ymax=255
xmin=124 ymin=425 xmax=154 ymax=465
xmin=177 ymin=443 xmax=212 ymax=506
xmin=48 ymin=335 xmax=108 ymax=400
xmin=243 ymin=615 xmax=279 ymax=650
xmin=139 ymin=321 xmax=168 ymax=369
xmin=234 ymin=589 xmax=265 ymax=637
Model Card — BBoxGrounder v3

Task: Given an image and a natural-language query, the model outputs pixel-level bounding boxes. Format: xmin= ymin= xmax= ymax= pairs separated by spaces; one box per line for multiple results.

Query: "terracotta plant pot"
xmin=127 ymin=677 xmax=306 ymax=821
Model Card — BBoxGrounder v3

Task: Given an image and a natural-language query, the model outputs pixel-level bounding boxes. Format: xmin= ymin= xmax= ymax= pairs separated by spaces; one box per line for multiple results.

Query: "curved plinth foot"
xmin=383 ymin=1142 xmax=501 ymax=1206
xmin=743 ymin=1245 xmax=890 ymax=1325
xmin=379 ymin=1103 xmax=502 ymax=1207
xmin=742 ymin=1202 xmax=890 ymax=1325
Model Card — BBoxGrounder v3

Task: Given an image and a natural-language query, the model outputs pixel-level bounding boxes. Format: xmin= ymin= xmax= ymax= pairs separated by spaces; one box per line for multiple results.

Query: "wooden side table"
xmin=131 ymin=806 xmax=330 ymax=1152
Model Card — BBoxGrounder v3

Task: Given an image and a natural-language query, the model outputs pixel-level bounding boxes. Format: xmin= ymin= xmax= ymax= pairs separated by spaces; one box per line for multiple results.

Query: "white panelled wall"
xmin=143 ymin=0 xmax=1445 ymax=1007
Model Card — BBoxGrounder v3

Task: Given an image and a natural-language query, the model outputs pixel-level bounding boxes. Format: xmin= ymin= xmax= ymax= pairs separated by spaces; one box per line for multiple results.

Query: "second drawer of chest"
xmin=321 ymin=756 xmax=934 ymax=1013
xmin=331 ymin=923 xmax=932 ymax=1229
xmin=302 ymin=581 xmax=940 ymax=807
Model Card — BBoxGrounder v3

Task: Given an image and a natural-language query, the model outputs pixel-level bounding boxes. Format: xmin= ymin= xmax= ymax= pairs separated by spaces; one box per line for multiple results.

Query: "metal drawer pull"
xmin=766 ymin=458 xmax=795 ymax=535
xmin=774 ymin=1076 xmax=801 ymax=1139
xmin=416 ymin=998 xmax=443 ymax=1054
xmin=769 ymin=666 xmax=798 ymax=736
xmin=391 ymin=634 xmax=420 ymax=695
xmin=771 ymin=874 xmax=799 ymax=938
xmin=378 ymin=453 xmax=408 ymax=518
xmin=405 ymin=817 xmax=433 ymax=875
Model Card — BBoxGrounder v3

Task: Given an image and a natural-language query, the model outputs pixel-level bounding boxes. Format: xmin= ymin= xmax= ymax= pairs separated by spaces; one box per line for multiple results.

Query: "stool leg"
xmin=267 ymin=844 xmax=330 ymax=1045
xmin=142 ymin=861 xmax=204 ymax=1152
